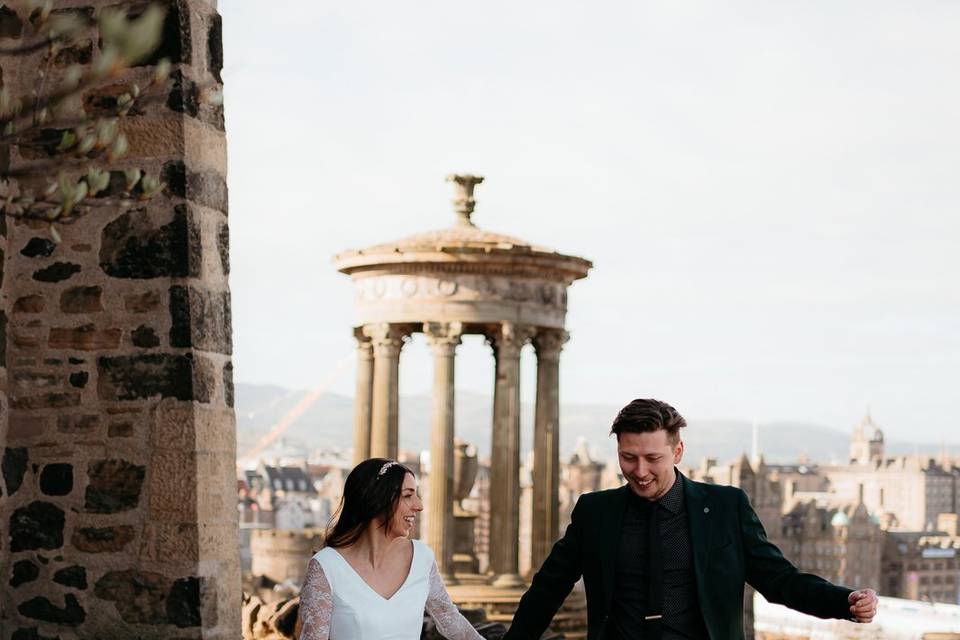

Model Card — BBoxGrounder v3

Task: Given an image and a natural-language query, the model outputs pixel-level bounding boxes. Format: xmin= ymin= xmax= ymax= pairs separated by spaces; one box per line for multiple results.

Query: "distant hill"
xmin=234 ymin=383 xmax=942 ymax=465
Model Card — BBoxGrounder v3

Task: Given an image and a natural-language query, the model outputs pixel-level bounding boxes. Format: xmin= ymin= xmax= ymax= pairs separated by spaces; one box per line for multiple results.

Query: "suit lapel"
xmin=601 ymin=485 xmax=629 ymax=608
xmin=682 ymin=473 xmax=712 ymax=596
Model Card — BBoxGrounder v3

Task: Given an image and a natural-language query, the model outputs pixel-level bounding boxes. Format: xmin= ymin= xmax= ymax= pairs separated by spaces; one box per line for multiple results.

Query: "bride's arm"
xmin=298 ymin=558 xmax=333 ymax=640
xmin=425 ymin=561 xmax=484 ymax=640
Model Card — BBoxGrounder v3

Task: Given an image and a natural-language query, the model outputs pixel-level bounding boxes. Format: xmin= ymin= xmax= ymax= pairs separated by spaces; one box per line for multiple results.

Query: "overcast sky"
xmin=219 ymin=1 xmax=959 ymax=445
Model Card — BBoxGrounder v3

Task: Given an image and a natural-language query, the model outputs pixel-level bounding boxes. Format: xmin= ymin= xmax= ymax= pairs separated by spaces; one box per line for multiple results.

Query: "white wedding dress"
xmin=299 ymin=539 xmax=484 ymax=640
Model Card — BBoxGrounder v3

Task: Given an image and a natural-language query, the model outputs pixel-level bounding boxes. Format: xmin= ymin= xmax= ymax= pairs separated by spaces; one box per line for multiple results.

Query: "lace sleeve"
xmin=299 ymin=557 xmax=333 ymax=640
xmin=425 ymin=561 xmax=484 ymax=640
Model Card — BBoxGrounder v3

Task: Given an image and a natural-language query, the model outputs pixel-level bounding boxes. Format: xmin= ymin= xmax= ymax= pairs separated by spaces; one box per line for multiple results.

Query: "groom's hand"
xmin=848 ymin=589 xmax=878 ymax=623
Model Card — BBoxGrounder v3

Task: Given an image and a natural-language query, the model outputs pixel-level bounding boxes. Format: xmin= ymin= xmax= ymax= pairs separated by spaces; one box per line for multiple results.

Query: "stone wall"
xmin=0 ymin=1 xmax=239 ymax=638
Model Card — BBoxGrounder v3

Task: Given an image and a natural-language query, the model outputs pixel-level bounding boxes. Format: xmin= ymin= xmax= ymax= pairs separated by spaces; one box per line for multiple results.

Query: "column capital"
xmin=423 ymin=321 xmax=463 ymax=355
xmin=486 ymin=322 xmax=535 ymax=359
xmin=534 ymin=328 xmax=570 ymax=362
xmin=362 ymin=323 xmax=408 ymax=358
xmin=353 ymin=327 xmax=374 ymax=358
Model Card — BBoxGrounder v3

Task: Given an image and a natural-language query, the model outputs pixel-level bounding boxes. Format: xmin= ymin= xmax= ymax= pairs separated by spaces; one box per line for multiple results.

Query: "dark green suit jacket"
xmin=504 ymin=474 xmax=854 ymax=640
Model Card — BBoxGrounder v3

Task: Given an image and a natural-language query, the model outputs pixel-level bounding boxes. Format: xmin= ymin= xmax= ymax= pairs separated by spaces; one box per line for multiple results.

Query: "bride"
xmin=299 ymin=458 xmax=484 ymax=639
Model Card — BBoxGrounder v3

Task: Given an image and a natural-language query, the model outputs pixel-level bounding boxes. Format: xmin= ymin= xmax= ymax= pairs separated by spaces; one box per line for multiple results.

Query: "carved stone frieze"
xmin=355 ymin=274 xmax=567 ymax=311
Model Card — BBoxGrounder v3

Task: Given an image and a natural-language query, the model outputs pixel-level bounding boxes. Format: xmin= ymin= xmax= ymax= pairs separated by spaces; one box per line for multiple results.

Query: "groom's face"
xmin=617 ymin=429 xmax=683 ymax=501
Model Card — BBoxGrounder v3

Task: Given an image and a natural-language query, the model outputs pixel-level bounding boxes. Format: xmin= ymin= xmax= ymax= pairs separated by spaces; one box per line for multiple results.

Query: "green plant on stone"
xmin=0 ymin=0 xmax=219 ymax=242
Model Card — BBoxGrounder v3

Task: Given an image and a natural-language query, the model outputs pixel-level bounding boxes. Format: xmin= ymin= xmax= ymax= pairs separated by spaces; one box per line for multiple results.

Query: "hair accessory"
xmin=378 ymin=461 xmax=398 ymax=477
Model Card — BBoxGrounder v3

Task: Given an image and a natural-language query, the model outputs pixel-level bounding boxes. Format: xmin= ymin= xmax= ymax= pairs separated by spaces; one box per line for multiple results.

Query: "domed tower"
xmin=850 ymin=411 xmax=885 ymax=465
xmin=334 ymin=175 xmax=591 ymax=588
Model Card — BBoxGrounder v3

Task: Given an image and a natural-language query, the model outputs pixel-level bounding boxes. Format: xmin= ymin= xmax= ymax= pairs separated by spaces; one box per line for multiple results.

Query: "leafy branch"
xmin=0 ymin=0 xmax=222 ymax=241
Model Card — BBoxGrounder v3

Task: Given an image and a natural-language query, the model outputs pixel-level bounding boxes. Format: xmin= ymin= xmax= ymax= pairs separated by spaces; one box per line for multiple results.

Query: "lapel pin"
xmin=703 ymin=507 xmax=710 ymax=514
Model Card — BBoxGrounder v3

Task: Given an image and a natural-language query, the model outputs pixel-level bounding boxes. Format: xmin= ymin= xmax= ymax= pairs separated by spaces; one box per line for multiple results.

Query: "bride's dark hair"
xmin=324 ymin=458 xmax=414 ymax=549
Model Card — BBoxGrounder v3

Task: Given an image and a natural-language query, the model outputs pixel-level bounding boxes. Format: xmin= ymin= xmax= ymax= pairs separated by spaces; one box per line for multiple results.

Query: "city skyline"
xmin=221 ymin=1 xmax=959 ymax=444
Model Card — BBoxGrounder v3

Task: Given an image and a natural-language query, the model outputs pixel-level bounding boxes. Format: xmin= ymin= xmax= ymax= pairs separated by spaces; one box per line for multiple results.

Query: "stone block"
xmin=10 ymin=559 xmax=40 ymax=587
xmin=8 ymin=414 xmax=48 ymax=439
xmin=52 ymin=565 xmax=87 ymax=589
xmin=12 ymin=371 xmax=59 ymax=391
xmin=10 ymin=501 xmax=65 ymax=551
xmin=222 ymin=361 xmax=234 ymax=408
xmin=167 ymin=577 xmax=202 ymax=628
xmin=169 ymin=286 xmax=232 ymax=354
xmin=20 ymin=237 xmax=56 ymax=258
xmin=217 ymin=221 xmax=229 ymax=275
xmin=99 ymin=206 xmax=201 ymax=280
xmin=32 ymin=262 xmax=81 ymax=283
xmin=72 ymin=525 xmax=135 ymax=553
xmin=162 ymin=160 xmax=228 ymax=213
xmin=11 ymin=393 xmax=81 ymax=410
xmin=125 ymin=290 xmax=163 ymax=313
xmin=149 ymin=450 xmax=197 ymax=516
xmin=0 ymin=5 xmax=23 ymax=38
xmin=68 ymin=371 xmax=89 ymax=388
xmin=17 ymin=594 xmax=85 ymax=625
xmin=141 ymin=521 xmax=200 ymax=563
xmin=57 ymin=414 xmax=99 ymax=434
xmin=131 ymin=325 xmax=161 ymax=348
xmin=98 ymin=353 xmax=213 ymax=403
xmin=152 ymin=401 xmax=195 ymax=450
xmin=94 ymin=569 xmax=170 ymax=625
xmin=60 ymin=286 xmax=103 ymax=313
xmin=208 ymin=13 xmax=223 ymax=82
xmin=53 ymin=39 xmax=92 ymax=66
xmin=3 ymin=447 xmax=29 ymax=495
xmin=49 ymin=325 xmax=122 ymax=350
xmin=39 ymin=463 xmax=73 ymax=496
xmin=84 ymin=459 xmax=146 ymax=513
xmin=108 ymin=422 xmax=134 ymax=437
xmin=142 ymin=0 xmax=190 ymax=66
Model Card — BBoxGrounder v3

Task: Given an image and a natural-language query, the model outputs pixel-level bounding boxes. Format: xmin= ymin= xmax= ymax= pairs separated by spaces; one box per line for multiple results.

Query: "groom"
xmin=504 ymin=398 xmax=878 ymax=640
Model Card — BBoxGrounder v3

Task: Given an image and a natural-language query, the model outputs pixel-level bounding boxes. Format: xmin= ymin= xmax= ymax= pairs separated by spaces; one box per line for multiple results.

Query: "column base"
xmin=491 ymin=572 xmax=526 ymax=589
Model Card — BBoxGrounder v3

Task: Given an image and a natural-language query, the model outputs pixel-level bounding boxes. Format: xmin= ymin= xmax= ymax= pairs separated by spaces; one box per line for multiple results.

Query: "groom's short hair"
xmin=610 ymin=398 xmax=686 ymax=445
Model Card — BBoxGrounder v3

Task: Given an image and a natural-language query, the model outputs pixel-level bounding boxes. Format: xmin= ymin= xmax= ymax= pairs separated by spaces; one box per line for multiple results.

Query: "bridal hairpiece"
xmin=378 ymin=461 xmax=398 ymax=477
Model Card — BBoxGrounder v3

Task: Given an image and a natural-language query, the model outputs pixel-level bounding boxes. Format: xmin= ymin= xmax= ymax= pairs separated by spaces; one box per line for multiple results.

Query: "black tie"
xmin=646 ymin=501 xmax=663 ymax=640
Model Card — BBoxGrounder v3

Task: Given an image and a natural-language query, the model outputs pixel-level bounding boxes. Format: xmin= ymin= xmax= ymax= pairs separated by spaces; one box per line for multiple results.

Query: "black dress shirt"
xmin=610 ymin=473 xmax=709 ymax=640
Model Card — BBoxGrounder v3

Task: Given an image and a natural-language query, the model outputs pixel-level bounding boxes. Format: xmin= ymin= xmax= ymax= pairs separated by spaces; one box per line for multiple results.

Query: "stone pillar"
xmin=423 ymin=321 xmax=462 ymax=582
xmin=352 ymin=329 xmax=374 ymax=465
xmin=531 ymin=329 xmax=569 ymax=573
xmin=0 ymin=3 xmax=238 ymax=638
xmin=364 ymin=323 xmax=406 ymax=459
xmin=488 ymin=322 xmax=533 ymax=588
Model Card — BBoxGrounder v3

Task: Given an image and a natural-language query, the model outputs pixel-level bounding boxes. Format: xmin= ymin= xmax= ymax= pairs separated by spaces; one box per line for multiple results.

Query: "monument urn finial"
xmin=446 ymin=173 xmax=485 ymax=226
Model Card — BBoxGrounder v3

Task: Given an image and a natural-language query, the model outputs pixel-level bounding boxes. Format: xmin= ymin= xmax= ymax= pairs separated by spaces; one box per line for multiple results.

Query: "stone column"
xmin=423 ymin=321 xmax=463 ymax=583
xmin=0 ymin=3 xmax=238 ymax=638
xmin=488 ymin=322 xmax=533 ymax=588
xmin=531 ymin=329 xmax=569 ymax=573
xmin=352 ymin=329 xmax=374 ymax=465
xmin=364 ymin=323 xmax=406 ymax=459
